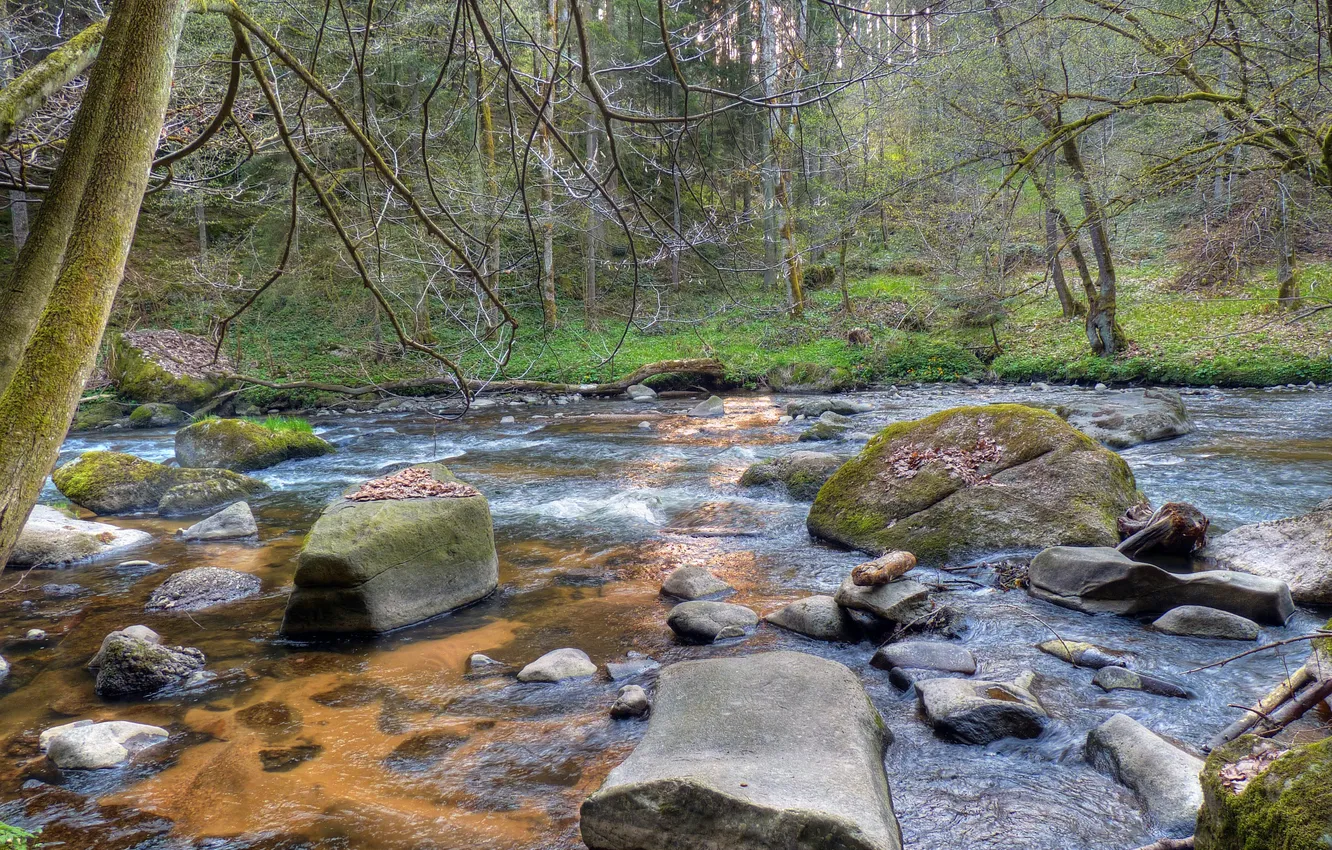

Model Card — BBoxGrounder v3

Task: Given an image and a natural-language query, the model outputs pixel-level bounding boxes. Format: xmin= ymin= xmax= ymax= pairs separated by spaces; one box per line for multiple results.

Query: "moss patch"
xmin=1197 ymin=734 xmax=1332 ymax=850
xmin=175 ymin=417 xmax=333 ymax=472
xmin=52 ymin=450 xmax=268 ymax=515
xmin=806 ymin=404 xmax=1139 ymax=563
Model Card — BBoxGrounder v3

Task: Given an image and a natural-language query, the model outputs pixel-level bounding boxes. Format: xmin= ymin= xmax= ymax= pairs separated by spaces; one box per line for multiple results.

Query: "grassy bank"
xmin=105 ymin=210 xmax=1332 ymax=409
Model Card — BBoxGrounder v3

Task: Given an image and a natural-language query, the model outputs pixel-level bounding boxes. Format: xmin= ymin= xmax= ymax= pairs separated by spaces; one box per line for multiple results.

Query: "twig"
xmin=1186 ymin=632 xmax=1332 ymax=673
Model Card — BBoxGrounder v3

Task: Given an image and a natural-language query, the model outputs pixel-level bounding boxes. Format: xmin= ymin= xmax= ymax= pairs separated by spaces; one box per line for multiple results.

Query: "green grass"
xmin=250 ymin=415 xmax=314 ymax=433
xmin=111 ymin=205 xmax=1332 ymax=407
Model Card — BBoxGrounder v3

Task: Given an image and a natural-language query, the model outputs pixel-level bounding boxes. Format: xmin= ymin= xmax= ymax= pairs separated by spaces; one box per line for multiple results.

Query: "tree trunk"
xmin=584 ymin=92 xmax=601 ymax=324
xmin=1276 ymin=174 xmax=1299 ymax=309
xmin=195 ymin=192 xmax=208 ymax=259
xmin=758 ymin=0 xmax=779 ymax=293
xmin=1061 ymin=138 xmax=1124 ymax=356
xmin=0 ymin=0 xmax=188 ymax=568
xmin=0 ymin=2 xmax=132 ymax=396
xmin=539 ymin=0 xmax=558 ymax=328
xmin=1043 ymin=155 xmax=1078 ymax=318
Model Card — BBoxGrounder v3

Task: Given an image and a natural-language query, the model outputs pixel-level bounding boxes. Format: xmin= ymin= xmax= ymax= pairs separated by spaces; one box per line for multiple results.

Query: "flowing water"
xmin=2 ymin=384 xmax=1331 ymax=850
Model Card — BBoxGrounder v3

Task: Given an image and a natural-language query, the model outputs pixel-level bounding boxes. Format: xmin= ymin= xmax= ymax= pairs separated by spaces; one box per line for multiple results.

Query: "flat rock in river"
xmin=1085 ymin=713 xmax=1203 ymax=837
xmin=1092 ymin=666 xmax=1193 ymax=699
xmin=147 ymin=567 xmax=261 ymax=611
xmin=517 ymin=648 xmax=597 ymax=683
xmin=739 ymin=451 xmax=843 ymax=500
xmin=1204 ymin=504 xmax=1332 ymax=604
xmin=915 ymin=671 xmax=1047 ymax=745
xmin=871 ymin=641 xmax=976 ymax=675
xmin=1053 ymin=387 xmax=1195 ymax=448
xmin=660 ymin=566 xmax=732 ymax=600
xmin=176 ymin=501 xmax=258 ymax=541
xmin=763 ymin=595 xmax=860 ymax=641
xmin=666 ymin=600 xmax=759 ymax=643
xmin=1028 ymin=546 xmax=1294 ymax=625
xmin=1036 ymin=639 xmax=1134 ymax=670
xmin=835 ymin=577 xmax=931 ymax=625
xmin=41 ymin=719 xmax=170 ymax=769
xmin=1152 ymin=605 xmax=1260 ymax=641
xmin=580 ymin=651 xmax=902 ymax=850
xmin=9 ymin=505 xmax=152 ymax=568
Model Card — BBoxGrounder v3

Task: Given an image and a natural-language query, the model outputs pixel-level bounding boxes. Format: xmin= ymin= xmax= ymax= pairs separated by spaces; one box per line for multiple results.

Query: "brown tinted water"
xmin=3 ymin=385 xmax=1331 ymax=850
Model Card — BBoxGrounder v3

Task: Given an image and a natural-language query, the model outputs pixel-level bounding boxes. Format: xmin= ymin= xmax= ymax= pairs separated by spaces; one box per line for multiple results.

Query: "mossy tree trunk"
xmin=0 ymin=16 xmax=125 ymax=395
xmin=0 ymin=0 xmax=188 ymax=568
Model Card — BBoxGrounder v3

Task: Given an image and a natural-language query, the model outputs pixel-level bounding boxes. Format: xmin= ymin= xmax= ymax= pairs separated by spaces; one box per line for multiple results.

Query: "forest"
xmin=0 ymin=0 xmax=1329 ymax=847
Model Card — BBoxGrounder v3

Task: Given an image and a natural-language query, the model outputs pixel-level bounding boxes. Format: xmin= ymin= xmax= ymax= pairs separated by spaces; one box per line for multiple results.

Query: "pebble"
xmin=25 ymin=629 xmax=47 ymax=641
xmin=638 ymin=421 xmax=652 ymax=430
xmin=500 ymin=416 xmax=515 ymax=424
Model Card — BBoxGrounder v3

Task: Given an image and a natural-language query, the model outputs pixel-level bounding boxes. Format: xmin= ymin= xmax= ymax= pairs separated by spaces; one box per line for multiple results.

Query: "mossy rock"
xmin=806 ymin=404 xmax=1140 ymax=564
xmin=129 ymin=403 xmax=189 ymax=429
xmin=71 ymin=399 xmax=131 ymax=432
xmin=740 ymin=451 xmax=845 ymax=501
xmin=108 ymin=331 xmax=232 ymax=410
xmin=1196 ymin=734 xmax=1332 ymax=850
xmin=281 ymin=462 xmax=498 ymax=636
xmin=175 ymin=418 xmax=334 ymax=472
xmin=52 ymin=451 xmax=268 ymax=516
xmin=764 ymin=362 xmax=855 ymax=393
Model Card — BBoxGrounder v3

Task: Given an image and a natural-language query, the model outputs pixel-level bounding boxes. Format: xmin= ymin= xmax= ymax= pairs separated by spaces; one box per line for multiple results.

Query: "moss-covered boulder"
xmin=70 ymin=399 xmax=131 ymax=432
xmin=280 ymin=462 xmax=498 ymax=636
xmin=175 ymin=418 xmax=334 ymax=472
xmin=739 ymin=451 xmax=844 ymax=500
xmin=129 ymin=402 xmax=189 ymax=429
xmin=807 ymin=404 xmax=1140 ymax=564
xmin=108 ymin=330 xmax=233 ymax=410
xmin=764 ymin=362 xmax=855 ymax=393
xmin=1196 ymin=734 xmax=1332 ymax=850
xmin=52 ymin=451 xmax=268 ymax=516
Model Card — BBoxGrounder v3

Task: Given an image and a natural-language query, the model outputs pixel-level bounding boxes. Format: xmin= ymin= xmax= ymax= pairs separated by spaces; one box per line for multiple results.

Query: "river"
xmin=1 ymin=383 xmax=1329 ymax=849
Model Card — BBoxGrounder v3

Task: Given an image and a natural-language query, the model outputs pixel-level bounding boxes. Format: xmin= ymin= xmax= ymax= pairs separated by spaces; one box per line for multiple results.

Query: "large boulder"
xmin=146 ymin=567 xmax=262 ymax=612
xmin=128 ymin=402 xmax=189 ymax=428
xmin=580 ymin=651 xmax=902 ymax=850
xmin=807 ymin=405 xmax=1140 ymax=564
xmin=915 ymin=671 xmax=1047 ymax=744
xmin=1053 ymin=387 xmax=1195 ymax=449
xmin=1028 ymin=546 xmax=1294 ymax=625
xmin=9 ymin=505 xmax=152 ymax=568
xmin=764 ymin=362 xmax=855 ymax=393
xmin=739 ymin=451 xmax=844 ymax=500
xmin=280 ymin=463 xmax=499 ymax=636
xmin=41 ymin=720 xmax=170 ymax=769
xmin=108 ymin=329 xmax=233 ymax=409
xmin=175 ymin=418 xmax=334 ymax=472
xmin=1086 ymin=714 xmax=1203 ymax=838
xmin=1205 ymin=504 xmax=1332 ymax=604
xmin=52 ymin=451 xmax=268 ymax=516
xmin=94 ymin=634 xmax=206 ymax=698
xmin=1196 ymin=734 xmax=1332 ymax=850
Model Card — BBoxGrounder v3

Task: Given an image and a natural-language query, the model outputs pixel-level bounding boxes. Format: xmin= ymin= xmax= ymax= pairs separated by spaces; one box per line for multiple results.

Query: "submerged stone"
xmin=1053 ymin=387 xmax=1194 ymax=449
xmin=1086 ymin=714 xmax=1203 ymax=837
xmin=739 ymin=451 xmax=843 ymax=500
xmin=915 ymin=671 xmax=1047 ymax=745
xmin=666 ymin=600 xmax=759 ymax=644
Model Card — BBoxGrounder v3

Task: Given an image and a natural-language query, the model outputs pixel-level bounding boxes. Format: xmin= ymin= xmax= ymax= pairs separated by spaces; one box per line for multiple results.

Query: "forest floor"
xmin=104 ymin=213 xmax=1332 ymax=408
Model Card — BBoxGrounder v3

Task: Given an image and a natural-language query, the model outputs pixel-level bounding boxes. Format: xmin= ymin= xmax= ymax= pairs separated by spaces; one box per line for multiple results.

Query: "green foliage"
xmin=0 ymin=822 xmax=36 ymax=850
xmin=250 ymin=415 xmax=314 ymax=434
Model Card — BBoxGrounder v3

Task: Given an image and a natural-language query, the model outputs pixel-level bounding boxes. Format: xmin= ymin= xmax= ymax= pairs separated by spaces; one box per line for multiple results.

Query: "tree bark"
xmin=1043 ymin=155 xmax=1078 ymax=318
xmin=584 ymin=91 xmax=601 ymax=323
xmin=539 ymin=0 xmax=558 ymax=328
xmin=0 ymin=7 xmax=131 ymax=396
xmin=758 ymin=0 xmax=779 ymax=293
xmin=0 ymin=0 xmax=188 ymax=568
xmin=0 ymin=20 xmax=106 ymax=144
xmin=1276 ymin=174 xmax=1299 ymax=309
xmin=1062 ymin=138 xmax=1125 ymax=355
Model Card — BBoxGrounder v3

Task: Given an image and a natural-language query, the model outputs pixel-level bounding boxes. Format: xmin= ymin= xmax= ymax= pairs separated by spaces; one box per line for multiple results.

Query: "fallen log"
xmin=1207 ymin=664 xmax=1311 ymax=752
xmin=1257 ymin=677 xmax=1332 ymax=736
xmin=1117 ymin=502 xmax=1209 ymax=558
xmin=223 ymin=358 xmax=727 ymax=400
xmin=1130 ymin=837 xmax=1193 ymax=850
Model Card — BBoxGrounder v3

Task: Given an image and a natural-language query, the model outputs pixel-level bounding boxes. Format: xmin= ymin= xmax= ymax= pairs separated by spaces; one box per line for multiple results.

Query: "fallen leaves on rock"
xmin=1218 ymin=746 xmax=1284 ymax=795
xmin=888 ymin=435 xmax=1002 ymax=486
xmin=120 ymin=329 xmax=234 ymax=379
xmin=346 ymin=467 xmax=480 ymax=501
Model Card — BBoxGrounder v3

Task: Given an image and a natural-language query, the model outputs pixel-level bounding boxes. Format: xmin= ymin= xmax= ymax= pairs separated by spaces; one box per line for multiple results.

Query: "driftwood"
xmin=1130 ymin=838 xmax=1193 ymax=850
xmin=851 ymin=551 xmax=917 ymax=586
xmin=1205 ymin=636 xmax=1332 ymax=752
xmin=1117 ymin=502 xmax=1209 ymax=558
xmin=223 ymin=358 xmax=727 ymax=400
